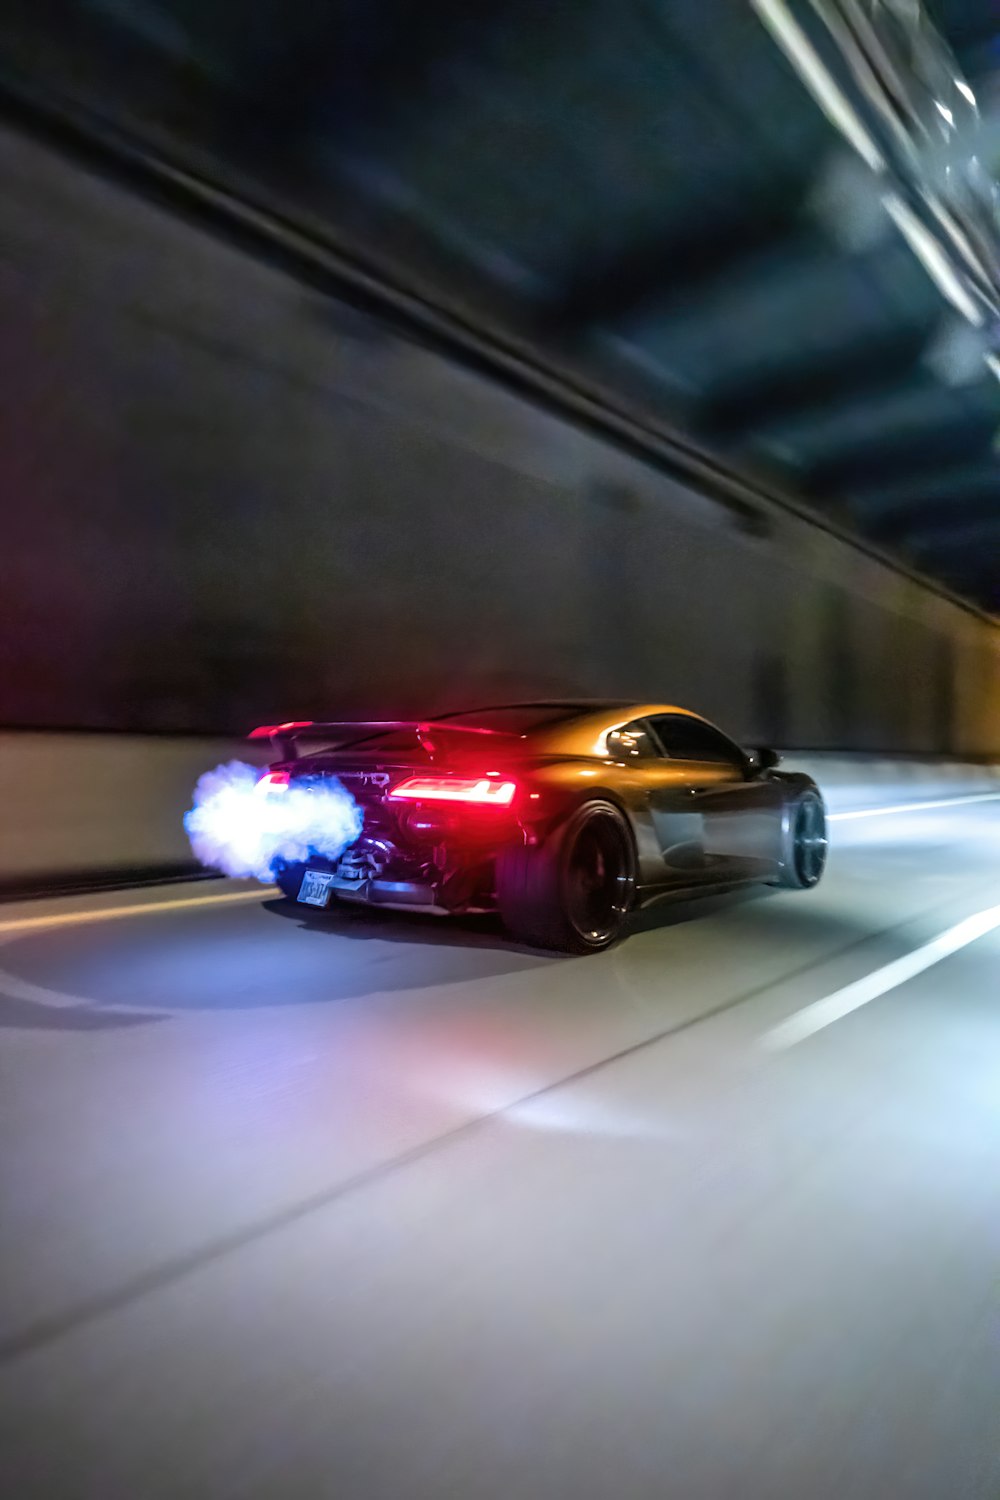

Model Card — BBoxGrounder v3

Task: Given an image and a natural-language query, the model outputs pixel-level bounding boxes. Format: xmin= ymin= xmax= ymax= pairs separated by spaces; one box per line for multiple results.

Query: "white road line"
xmin=0 ymin=885 xmax=274 ymax=937
xmin=761 ymin=902 xmax=1000 ymax=1050
xmin=829 ymin=791 xmax=1000 ymax=822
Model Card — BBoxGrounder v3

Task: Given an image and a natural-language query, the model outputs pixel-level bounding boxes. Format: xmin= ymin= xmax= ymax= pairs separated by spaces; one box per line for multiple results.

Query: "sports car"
xmin=247 ymin=701 xmax=827 ymax=953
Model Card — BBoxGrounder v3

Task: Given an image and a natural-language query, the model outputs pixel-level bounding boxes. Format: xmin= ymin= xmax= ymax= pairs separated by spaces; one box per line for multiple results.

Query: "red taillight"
xmin=389 ymin=776 xmax=516 ymax=806
xmin=256 ymin=770 xmax=291 ymax=793
xmin=249 ymin=721 xmax=313 ymax=740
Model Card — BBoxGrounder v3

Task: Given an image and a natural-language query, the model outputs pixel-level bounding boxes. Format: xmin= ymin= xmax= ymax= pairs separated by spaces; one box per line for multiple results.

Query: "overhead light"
xmin=882 ymin=193 xmax=984 ymax=326
xmin=751 ymin=0 xmax=885 ymax=173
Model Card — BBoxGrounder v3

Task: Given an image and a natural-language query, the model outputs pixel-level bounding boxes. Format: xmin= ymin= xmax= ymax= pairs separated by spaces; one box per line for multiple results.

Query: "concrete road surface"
xmin=1 ymin=796 xmax=999 ymax=1498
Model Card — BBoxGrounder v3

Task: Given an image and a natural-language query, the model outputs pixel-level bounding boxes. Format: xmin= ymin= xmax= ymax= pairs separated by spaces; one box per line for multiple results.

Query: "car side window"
xmin=648 ymin=715 xmax=744 ymax=769
xmin=606 ymin=720 xmax=661 ymax=760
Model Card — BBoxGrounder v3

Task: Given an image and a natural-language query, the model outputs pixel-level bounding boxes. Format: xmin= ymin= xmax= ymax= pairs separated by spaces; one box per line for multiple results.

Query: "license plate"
xmin=297 ymin=870 xmax=335 ymax=907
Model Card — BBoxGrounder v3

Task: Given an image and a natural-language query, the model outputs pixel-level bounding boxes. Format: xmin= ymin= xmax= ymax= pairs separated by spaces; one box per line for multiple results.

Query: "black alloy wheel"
xmin=496 ymin=799 xmax=636 ymax=952
xmin=792 ymin=793 xmax=828 ymax=888
xmin=562 ymin=805 xmax=635 ymax=948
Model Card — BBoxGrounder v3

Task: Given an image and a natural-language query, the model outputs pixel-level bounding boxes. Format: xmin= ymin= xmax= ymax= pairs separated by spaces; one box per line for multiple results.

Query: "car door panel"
xmin=601 ymin=721 xmax=713 ymax=887
xmin=643 ymin=759 xmax=733 ymax=882
xmin=645 ymin=715 xmax=783 ymax=883
xmin=688 ymin=777 xmax=784 ymax=879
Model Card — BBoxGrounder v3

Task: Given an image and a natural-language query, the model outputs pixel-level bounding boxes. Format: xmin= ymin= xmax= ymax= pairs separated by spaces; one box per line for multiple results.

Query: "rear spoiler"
xmin=248 ymin=719 xmax=509 ymax=758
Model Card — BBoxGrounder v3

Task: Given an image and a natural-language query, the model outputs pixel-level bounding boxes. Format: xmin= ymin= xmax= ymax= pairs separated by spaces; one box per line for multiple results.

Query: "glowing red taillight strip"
xmin=389 ymin=776 xmax=516 ymax=806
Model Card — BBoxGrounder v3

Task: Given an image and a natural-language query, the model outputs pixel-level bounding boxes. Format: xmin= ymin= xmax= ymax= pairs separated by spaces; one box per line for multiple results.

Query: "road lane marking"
xmin=0 ymin=885 xmax=274 ymax=937
xmin=829 ymin=791 xmax=1000 ymax=822
xmin=761 ymin=902 xmax=1000 ymax=1050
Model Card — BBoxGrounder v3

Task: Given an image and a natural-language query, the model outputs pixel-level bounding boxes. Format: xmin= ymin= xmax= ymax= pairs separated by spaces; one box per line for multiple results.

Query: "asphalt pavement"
xmin=1 ymin=795 xmax=999 ymax=1498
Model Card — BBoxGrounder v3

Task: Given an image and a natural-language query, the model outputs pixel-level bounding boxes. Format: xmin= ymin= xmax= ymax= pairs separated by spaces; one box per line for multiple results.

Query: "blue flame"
xmin=184 ymin=761 xmax=363 ymax=883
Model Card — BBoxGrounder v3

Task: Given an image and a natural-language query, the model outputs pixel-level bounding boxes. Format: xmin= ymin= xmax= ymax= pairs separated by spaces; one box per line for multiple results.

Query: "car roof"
xmin=433 ymin=701 xmax=704 ymax=751
xmin=515 ymin=702 xmax=706 ymax=756
xmin=441 ymin=700 xmax=699 ymax=719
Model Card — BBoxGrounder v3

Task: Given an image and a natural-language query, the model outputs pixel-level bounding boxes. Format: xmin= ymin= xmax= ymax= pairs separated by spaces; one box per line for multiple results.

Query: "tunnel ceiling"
xmin=1 ymin=0 xmax=999 ymax=611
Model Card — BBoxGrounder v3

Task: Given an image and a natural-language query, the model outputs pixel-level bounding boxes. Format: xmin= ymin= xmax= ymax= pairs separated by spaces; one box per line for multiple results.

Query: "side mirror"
xmin=745 ymin=746 xmax=781 ymax=774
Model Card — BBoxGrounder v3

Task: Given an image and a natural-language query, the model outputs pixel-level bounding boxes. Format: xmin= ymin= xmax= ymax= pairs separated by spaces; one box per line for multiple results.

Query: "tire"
xmin=496 ymin=799 xmax=636 ymax=953
xmin=773 ymin=789 xmax=828 ymax=890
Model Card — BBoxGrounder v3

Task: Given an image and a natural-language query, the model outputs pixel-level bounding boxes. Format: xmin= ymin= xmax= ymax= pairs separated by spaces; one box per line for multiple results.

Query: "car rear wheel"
xmin=773 ymin=790 xmax=828 ymax=889
xmin=496 ymin=799 xmax=636 ymax=953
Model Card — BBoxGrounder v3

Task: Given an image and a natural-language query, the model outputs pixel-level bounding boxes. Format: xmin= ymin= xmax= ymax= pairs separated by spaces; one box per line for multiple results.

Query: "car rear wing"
xmin=248 ymin=720 xmax=511 ymax=760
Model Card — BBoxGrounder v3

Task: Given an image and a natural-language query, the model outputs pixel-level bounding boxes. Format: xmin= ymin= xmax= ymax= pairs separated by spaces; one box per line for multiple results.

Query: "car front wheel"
xmin=773 ymin=789 xmax=828 ymax=890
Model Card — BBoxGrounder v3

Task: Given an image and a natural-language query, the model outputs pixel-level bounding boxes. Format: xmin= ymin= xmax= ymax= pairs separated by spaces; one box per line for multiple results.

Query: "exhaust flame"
xmin=184 ymin=761 xmax=363 ymax=883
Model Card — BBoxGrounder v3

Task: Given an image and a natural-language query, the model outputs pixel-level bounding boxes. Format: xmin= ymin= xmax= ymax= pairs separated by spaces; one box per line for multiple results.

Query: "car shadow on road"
xmin=0 ymin=993 xmax=164 ymax=1032
xmin=0 ymin=885 xmax=787 ymax=1030
xmin=631 ymin=882 xmax=776 ymax=933
xmin=263 ymin=880 xmax=777 ymax=953
xmin=262 ymin=896 xmax=553 ymax=959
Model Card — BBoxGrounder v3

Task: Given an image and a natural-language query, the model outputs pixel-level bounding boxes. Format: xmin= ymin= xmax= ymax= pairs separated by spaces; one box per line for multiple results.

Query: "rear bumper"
xmin=278 ymin=844 xmax=495 ymax=915
xmin=334 ymin=875 xmax=446 ymax=912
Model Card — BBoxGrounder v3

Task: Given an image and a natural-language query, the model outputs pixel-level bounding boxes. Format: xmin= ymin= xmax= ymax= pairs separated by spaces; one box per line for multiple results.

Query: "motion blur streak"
xmin=829 ymin=791 xmax=1000 ymax=821
xmin=0 ymin=887 xmax=270 ymax=937
xmin=184 ymin=761 xmax=362 ymax=882
xmin=762 ymin=902 xmax=1000 ymax=1050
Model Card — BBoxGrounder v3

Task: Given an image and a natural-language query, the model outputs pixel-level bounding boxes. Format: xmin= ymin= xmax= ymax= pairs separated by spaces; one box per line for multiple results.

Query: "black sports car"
xmin=246 ymin=701 xmax=827 ymax=953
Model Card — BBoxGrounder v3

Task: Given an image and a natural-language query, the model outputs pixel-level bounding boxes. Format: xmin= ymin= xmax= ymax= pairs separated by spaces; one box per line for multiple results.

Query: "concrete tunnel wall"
xmin=3 ymin=123 xmax=1000 ymax=753
xmin=1 ymin=121 xmax=1000 ymax=888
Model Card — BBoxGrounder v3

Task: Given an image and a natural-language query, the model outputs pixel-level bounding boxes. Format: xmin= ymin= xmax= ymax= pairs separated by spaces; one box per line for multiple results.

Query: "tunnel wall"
xmin=2 ymin=121 xmax=1000 ymax=770
xmin=0 ymin=732 xmax=266 ymax=890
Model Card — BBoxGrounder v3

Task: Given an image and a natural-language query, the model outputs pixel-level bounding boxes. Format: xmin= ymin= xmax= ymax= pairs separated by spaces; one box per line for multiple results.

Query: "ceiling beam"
xmin=904 ymin=516 xmax=1000 ymax=606
xmin=221 ymin=0 xmax=502 ymax=162
xmin=906 ymin=513 xmax=1000 ymax=554
xmin=543 ymin=205 xmax=811 ymax=336
xmin=846 ymin=452 xmax=1000 ymax=514
xmin=938 ymin=9 xmax=1000 ymax=79
xmin=903 ymin=524 xmax=1000 ymax=595
xmin=868 ymin=488 xmax=1000 ymax=544
xmin=807 ymin=415 xmax=999 ymax=494
xmin=701 ymin=327 xmax=933 ymax=441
